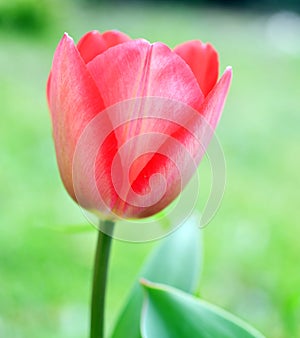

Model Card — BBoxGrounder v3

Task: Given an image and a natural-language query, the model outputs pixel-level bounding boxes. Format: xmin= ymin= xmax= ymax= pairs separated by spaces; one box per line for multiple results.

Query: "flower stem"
xmin=90 ymin=220 xmax=114 ymax=338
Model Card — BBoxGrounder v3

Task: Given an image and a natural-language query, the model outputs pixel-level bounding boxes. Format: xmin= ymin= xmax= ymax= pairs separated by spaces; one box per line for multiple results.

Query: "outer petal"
xmin=198 ymin=66 xmax=232 ymax=130
xmin=129 ymin=67 xmax=232 ymax=217
xmin=77 ymin=30 xmax=130 ymax=64
xmin=46 ymin=72 xmax=51 ymax=106
xmin=174 ymin=40 xmax=219 ymax=97
xmin=48 ymin=33 xmax=105 ymax=200
xmin=84 ymin=39 xmax=205 ymax=217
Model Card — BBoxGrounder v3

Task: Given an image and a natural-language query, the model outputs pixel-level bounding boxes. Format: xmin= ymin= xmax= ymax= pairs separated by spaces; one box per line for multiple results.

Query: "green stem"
xmin=90 ymin=220 xmax=114 ymax=338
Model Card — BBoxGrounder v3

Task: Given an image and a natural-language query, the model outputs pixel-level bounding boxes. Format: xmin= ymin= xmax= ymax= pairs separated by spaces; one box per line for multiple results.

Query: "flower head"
xmin=47 ymin=30 xmax=232 ymax=219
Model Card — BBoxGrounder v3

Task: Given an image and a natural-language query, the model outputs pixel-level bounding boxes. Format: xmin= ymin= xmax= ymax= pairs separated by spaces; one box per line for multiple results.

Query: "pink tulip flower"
xmin=47 ymin=30 xmax=232 ymax=219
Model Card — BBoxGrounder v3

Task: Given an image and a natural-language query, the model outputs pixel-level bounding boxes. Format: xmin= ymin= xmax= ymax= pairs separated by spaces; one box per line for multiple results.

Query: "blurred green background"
xmin=1 ymin=0 xmax=299 ymax=337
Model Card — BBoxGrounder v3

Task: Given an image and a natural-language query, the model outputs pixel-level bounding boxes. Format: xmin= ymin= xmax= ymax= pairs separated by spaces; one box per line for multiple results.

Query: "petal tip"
xmin=221 ymin=66 xmax=233 ymax=83
xmin=225 ymin=65 xmax=233 ymax=75
xmin=61 ymin=32 xmax=74 ymax=45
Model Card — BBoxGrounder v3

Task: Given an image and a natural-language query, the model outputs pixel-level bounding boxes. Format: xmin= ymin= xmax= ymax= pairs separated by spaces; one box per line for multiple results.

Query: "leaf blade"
xmin=141 ymin=280 xmax=265 ymax=338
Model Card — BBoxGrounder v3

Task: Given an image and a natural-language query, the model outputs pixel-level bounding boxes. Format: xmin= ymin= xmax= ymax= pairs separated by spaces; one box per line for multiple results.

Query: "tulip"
xmin=47 ymin=30 xmax=232 ymax=220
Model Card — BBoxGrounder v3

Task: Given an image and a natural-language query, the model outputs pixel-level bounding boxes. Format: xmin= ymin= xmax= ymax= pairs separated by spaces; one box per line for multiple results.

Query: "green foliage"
xmin=112 ymin=215 xmax=263 ymax=338
xmin=0 ymin=0 xmax=54 ymax=34
xmin=141 ymin=281 xmax=265 ymax=338
xmin=111 ymin=215 xmax=202 ymax=338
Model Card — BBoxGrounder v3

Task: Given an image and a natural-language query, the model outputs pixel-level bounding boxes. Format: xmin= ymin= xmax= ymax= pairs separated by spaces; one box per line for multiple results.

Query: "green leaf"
xmin=110 ymin=213 xmax=202 ymax=338
xmin=141 ymin=280 xmax=266 ymax=338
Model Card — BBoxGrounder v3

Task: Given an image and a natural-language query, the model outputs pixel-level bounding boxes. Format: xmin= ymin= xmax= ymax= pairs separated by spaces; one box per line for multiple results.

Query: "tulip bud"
xmin=47 ymin=30 xmax=232 ymax=226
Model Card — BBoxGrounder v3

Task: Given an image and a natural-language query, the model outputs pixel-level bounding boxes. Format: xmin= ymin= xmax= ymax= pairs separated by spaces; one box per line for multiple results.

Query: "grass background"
xmin=0 ymin=1 xmax=299 ymax=337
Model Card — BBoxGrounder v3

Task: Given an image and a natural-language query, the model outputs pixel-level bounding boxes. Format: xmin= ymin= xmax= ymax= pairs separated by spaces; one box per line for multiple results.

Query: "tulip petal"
xmin=48 ymin=33 xmax=105 ymax=200
xmin=85 ymin=39 xmax=205 ymax=217
xmin=87 ymin=39 xmax=204 ymax=109
xmin=126 ymin=67 xmax=232 ymax=217
xmin=77 ymin=30 xmax=130 ymax=64
xmin=46 ymin=72 xmax=51 ymax=106
xmin=199 ymin=66 xmax=232 ymax=130
xmin=86 ymin=98 xmax=205 ymax=218
xmin=174 ymin=40 xmax=219 ymax=97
